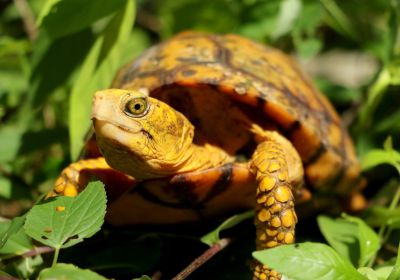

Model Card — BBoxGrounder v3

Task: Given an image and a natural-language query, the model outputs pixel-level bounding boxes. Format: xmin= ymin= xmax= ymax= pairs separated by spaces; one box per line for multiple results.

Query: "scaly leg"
xmin=250 ymin=131 xmax=303 ymax=280
xmin=50 ymin=157 xmax=136 ymax=202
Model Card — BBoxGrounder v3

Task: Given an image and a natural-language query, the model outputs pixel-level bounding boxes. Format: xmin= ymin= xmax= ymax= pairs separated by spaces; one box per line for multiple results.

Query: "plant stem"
xmin=172 ymin=238 xmax=231 ymax=280
xmin=52 ymin=247 xmax=60 ymax=267
xmin=368 ymin=184 xmax=400 ymax=267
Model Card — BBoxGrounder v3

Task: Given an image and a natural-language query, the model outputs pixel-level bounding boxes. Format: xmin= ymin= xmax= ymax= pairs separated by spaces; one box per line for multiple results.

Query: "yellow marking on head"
xmin=257 ymin=209 xmax=271 ymax=222
xmin=270 ymin=217 xmax=281 ymax=227
xmin=259 ymin=233 xmax=267 ymax=241
xmin=268 ymin=162 xmax=281 ymax=172
xmin=274 ymin=186 xmax=292 ymax=203
xmin=64 ymin=185 xmax=78 ymax=197
xmin=281 ymin=210 xmax=295 ymax=227
xmin=266 ymin=229 xmax=277 ymax=236
xmin=259 ymin=176 xmax=275 ymax=192
xmin=284 ymin=232 xmax=294 ymax=244
xmin=266 ymin=240 xmax=278 ymax=247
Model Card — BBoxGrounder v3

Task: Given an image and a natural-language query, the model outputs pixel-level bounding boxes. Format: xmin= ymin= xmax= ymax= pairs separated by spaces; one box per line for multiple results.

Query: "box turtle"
xmin=52 ymin=32 xmax=365 ymax=279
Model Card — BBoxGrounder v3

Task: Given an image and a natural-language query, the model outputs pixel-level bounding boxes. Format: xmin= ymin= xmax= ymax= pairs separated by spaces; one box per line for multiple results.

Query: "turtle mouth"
xmin=92 ymin=117 xmax=141 ymax=134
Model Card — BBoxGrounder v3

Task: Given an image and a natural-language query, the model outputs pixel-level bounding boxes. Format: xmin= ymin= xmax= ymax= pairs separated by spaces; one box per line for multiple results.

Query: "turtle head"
xmin=91 ymin=89 xmax=195 ymax=179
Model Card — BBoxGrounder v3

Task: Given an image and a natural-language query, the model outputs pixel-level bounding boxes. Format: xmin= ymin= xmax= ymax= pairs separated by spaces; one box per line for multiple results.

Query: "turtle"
xmin=52 ymin=32 xmax=365 ymax=280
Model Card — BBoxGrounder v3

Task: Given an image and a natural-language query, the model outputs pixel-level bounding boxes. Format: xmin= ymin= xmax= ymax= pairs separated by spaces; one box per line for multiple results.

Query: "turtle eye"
xmin=124 ymin=97 xmax=149 ymax=117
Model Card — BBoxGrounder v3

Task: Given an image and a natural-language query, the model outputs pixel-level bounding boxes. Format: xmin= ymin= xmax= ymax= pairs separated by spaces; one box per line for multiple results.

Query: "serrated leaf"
xmin=388 ymin=244 xmax=400 ymax=280
xmin=38 ymin=0 xmax=126 ymax=40
xmin=39 ymin=263 xmax=107 ymax=280
xmin=317 ymin=215 xmax=360 ymax=266
xmin=24 ymin=181 xmax=106 ymax=249
xmin=69 ymin=0 xmax=135 ymax=160
xmin=253 ymin=242 xmax=367 ymax=280
xmin=200 ymin=211 xmax=253 ymax=246
xmin=343 ymin=215 xmax=380 ymax=267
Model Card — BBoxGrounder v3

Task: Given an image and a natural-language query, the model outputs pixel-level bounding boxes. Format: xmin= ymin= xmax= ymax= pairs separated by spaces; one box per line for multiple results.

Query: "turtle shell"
xmin=111 ymin=32 xmax=360 ymax=194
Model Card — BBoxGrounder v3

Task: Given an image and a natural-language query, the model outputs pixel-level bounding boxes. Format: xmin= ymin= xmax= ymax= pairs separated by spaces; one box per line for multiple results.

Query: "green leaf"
xmin=320 ymin=0 xmax=360 ymax=42
xmin=295 ymin=37 xmax=322 ymax=58
xmin=30 ymin=29 xmax=94 ymax=107
xmin=0 ymin=176 xmax=12 ymax=199
xmin=363 ymin=206 xmax=400 ymax=228
xmin=253 ymin=242 xmax=367 ymax=280
xmin=69 ymin=0 xmax=135 ymax=160
xmin=39 ymin=263 xmax=107 ymax=280
xmin=24 ymin=181 xmax=106 ymax=249
xmin=133 ymin=276 xmax=152 ymax=280
xmin=388 ymin=244 xmax=400 ymax=280
xmin=0 ymin=125 xmax=23 ymax=163
xmin=361 ymin=143 xmax=400 ymax=175
xmin=317 ymin=215 xmax=360 ymax=266
xmin=200 ymin=211 xmax=253 ymax=246
xmin=374 ymin=266 xmax=396 ymax=279
xmin=0 ymin=216 xmax=26 ymax=250
xmin=0 ymin=217 xmax=32 ymax=255
xmin=272 ymin=0 xmax=302 ymax=40
xmin=343 ymin=215 xmax=380 ymax=267
xmin=357 ymin=267 xmax=383 ymax=280
xmin=38 ymin=0 xmax=127 ymax=40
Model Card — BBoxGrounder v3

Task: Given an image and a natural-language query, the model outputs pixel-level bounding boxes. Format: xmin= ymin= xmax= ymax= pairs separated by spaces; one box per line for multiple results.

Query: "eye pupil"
xmin=124 ymin=97 xmax=149 ymax=117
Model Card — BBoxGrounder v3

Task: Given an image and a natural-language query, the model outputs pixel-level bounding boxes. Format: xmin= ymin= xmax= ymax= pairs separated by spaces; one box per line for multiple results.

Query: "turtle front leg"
xmin=50 ymin=157 xmax=136 ymax=202
xmin=250 ymin=131 xmax=304 ymax=280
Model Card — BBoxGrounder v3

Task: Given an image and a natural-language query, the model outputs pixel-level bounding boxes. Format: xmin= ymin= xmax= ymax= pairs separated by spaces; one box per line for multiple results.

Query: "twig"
xmin=22 ymin=246 xmax=54 ymax=258
xmin=172 ymin=238 xmax=231 ymax=280
xmin=13 ymin=0 xmax=38 ymax=41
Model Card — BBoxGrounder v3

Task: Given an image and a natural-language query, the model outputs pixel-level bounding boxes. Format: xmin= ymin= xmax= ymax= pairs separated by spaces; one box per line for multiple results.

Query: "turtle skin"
xmin=52 ymin=32 xmax=365 ymax=280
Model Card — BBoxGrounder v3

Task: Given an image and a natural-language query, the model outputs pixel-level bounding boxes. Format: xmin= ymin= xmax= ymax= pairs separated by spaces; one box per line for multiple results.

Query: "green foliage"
xmin=24 ymin=181 xmax=106 ymax=250
xmin=201 ymin=211 xmax=253 ymax=246
xmin=38 ymin=263 xmax=107 ymax=280
xmin=1 ymin=0 xmax=400 ymax=279
xmin=253 ymin=243 xmax=367 ymax=280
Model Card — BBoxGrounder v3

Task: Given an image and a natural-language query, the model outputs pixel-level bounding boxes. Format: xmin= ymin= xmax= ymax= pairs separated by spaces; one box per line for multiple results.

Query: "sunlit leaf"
xmin=39 ymin=263 xmax=107 ymax=280
xmin=272 ymin=0 xmax=302 ymax=40
xmin=38 ymin=0 xmax=126 ymax=40
xmin=0 ymin=216 xmax=31 ymax=254
xmin=387 ymin=244 xmax=400 ymax=280
xmin=317 ymin=215 xmax=360 ymax=266
xmin=69 ymin=0 xmax=135 ymax=160
xmin=24 ymin=182 xmax=106 ymax=249
xmin=343 ymin=215 xmax=380 ymax=267
xmin=253 ymin=242 xmax=367 ymax=280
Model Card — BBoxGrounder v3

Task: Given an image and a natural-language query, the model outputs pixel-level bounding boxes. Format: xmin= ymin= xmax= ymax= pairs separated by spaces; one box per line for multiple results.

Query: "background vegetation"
xmin=0 ymin=0 xmax=399 ymax=279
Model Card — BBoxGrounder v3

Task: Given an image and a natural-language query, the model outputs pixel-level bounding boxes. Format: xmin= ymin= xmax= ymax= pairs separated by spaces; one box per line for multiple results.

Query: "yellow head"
xmin=91 ymin=89 xmax=195 ymax=179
